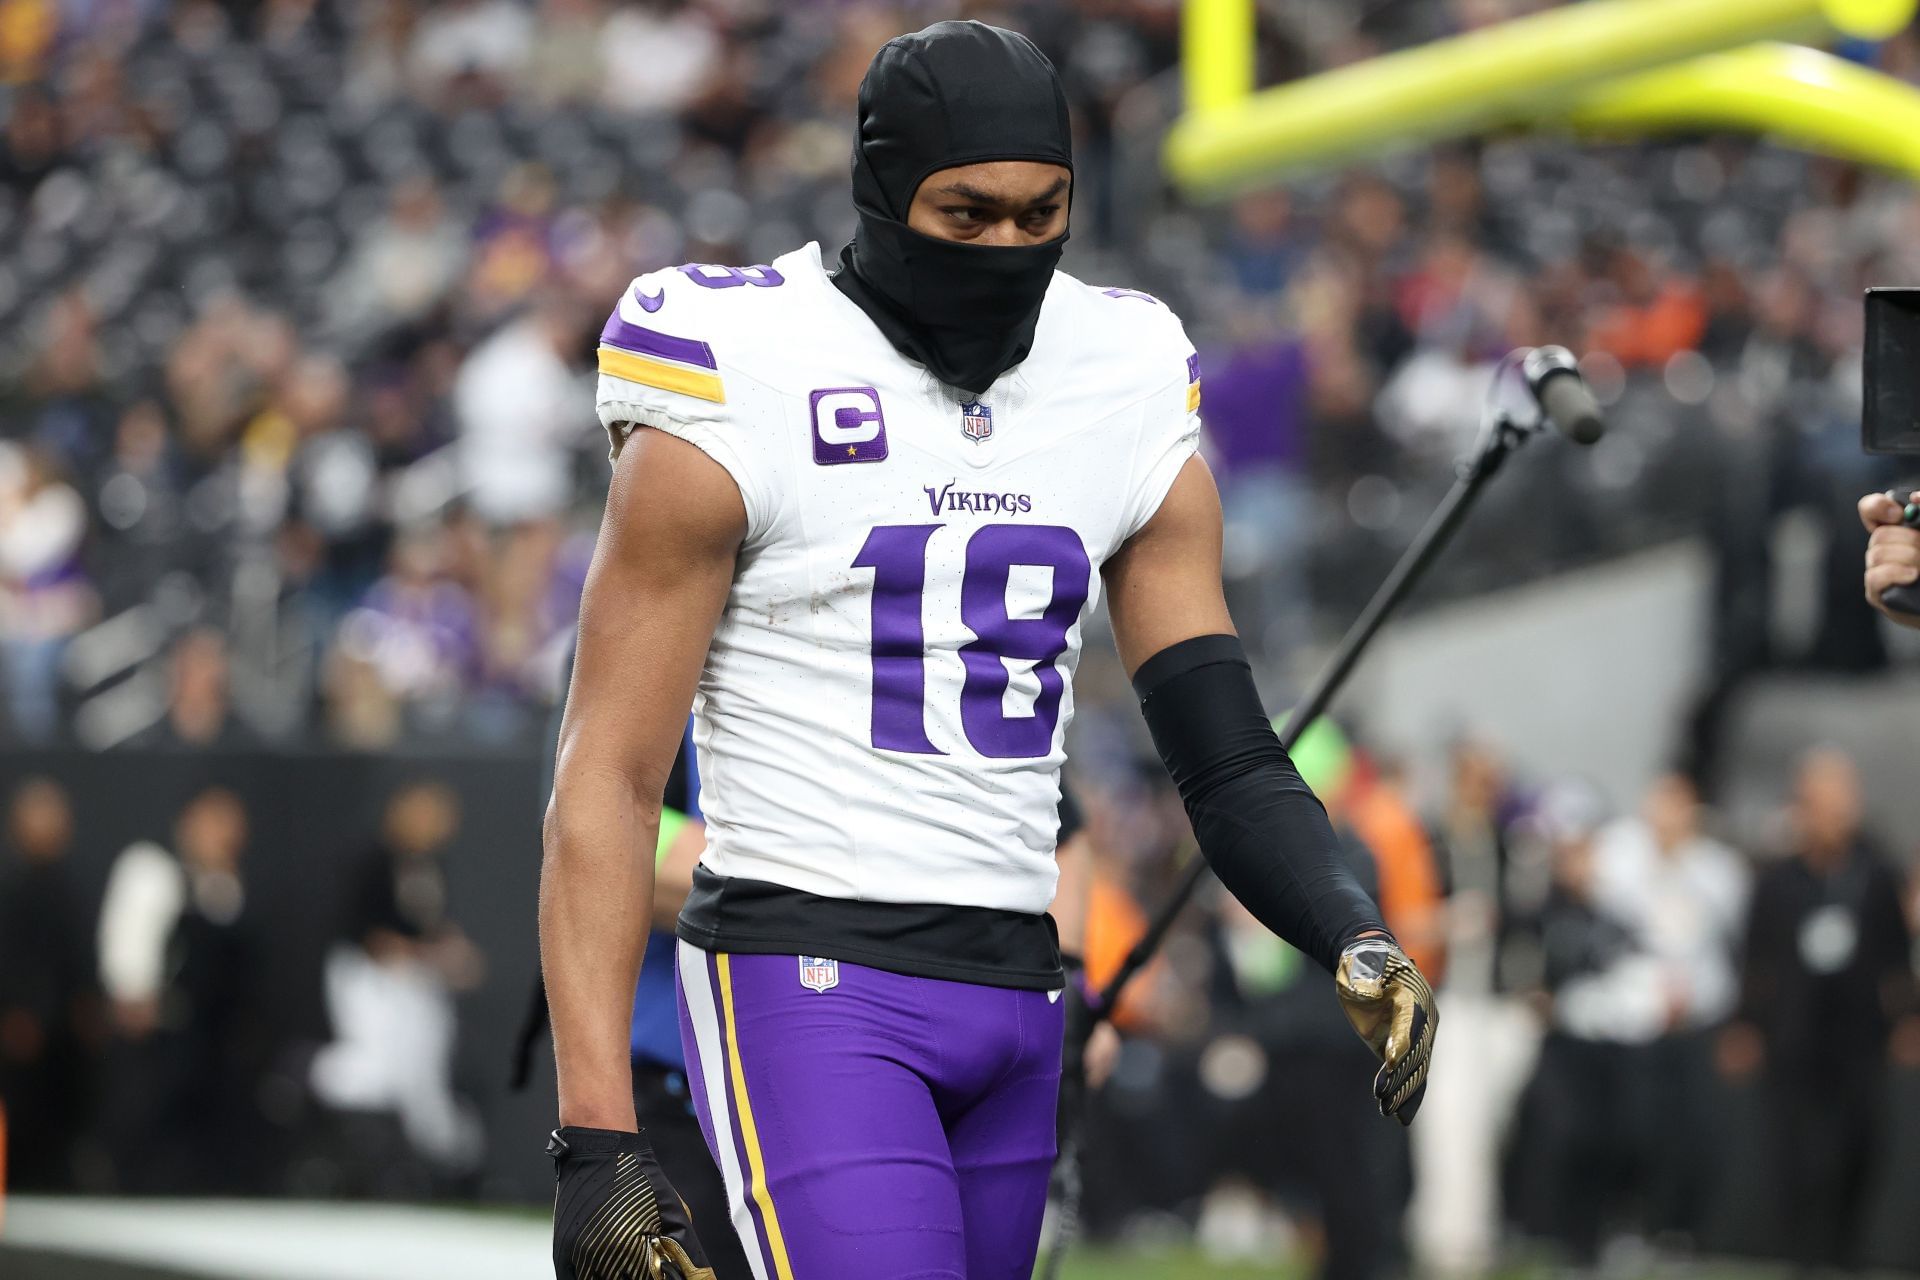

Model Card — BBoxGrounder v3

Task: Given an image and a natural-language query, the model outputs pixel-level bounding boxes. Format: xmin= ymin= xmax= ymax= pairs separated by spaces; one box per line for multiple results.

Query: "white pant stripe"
xmin=676 ymin=940 xmax=771 ymax=1280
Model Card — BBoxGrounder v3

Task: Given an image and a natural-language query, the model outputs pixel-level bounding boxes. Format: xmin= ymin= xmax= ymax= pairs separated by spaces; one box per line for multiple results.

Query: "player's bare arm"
xmin=542 ymin=428 xmax=742 ymax=1132
xmin=1103 ymin=453 xmax=1237 ymax=667
xmin=540 ymin=428 xmax=740 ymax=1277
xmin=1105 ymin=452 xmax=1439 ymax=1123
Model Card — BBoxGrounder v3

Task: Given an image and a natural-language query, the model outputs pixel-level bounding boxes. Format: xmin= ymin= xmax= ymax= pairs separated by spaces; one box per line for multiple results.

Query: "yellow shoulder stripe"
xmin=1186 ymin=380 xmax=1202 ymax=413
xmin=597 ymin=346 xmax=727 ymax=404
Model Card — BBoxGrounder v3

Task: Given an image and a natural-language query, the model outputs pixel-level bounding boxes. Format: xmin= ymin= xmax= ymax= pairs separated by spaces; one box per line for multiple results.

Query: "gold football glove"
xmin=550 ymin=1127 xmax=717 ymax=1280
xmin=1335 ymin=937 xmax=1438 ymax=1125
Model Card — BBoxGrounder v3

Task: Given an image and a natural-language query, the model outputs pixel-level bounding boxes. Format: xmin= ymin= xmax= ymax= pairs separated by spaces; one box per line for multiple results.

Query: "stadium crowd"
xmin=0 ymin=0 xmax=1912 ymax=751
xmin=5 ymin=0 xmax=1920 ymax=1276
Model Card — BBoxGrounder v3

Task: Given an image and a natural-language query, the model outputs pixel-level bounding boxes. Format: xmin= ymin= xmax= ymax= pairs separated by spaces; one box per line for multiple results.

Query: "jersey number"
xmin=852 ymin=524 xmax=1090 ymax=759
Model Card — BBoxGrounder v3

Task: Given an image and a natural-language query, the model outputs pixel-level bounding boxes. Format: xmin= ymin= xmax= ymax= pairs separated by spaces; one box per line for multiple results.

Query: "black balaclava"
xmin=832 ymin=21 xmax=1072 ymax=397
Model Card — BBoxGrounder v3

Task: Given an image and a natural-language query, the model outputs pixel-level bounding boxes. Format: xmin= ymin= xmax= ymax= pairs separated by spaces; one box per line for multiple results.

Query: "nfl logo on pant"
xmin=798 ymin=955 xmax=840 ymax=993
xmin=960 ymin=400 xmax=992 ymax=442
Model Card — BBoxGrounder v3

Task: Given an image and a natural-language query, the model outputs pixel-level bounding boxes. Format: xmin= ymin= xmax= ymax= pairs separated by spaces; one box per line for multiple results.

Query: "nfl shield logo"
xmin=960 ymin=400 xmax=993 ymax=443
xmin=797 ymin=955 xmax=839 ymax=993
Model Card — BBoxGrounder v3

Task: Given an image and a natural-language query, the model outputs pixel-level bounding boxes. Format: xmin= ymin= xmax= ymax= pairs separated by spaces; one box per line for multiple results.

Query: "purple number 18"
xmin=853 ymin=524 xmax=1091 ymax=759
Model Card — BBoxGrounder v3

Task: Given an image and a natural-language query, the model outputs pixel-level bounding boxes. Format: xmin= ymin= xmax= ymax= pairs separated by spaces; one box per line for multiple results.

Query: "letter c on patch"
xmin=811 ymin=386 xmax=889 ymax=465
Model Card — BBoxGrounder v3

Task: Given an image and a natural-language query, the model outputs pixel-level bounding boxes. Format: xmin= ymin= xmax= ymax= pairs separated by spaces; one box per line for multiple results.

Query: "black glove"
xmin=1334 ymin=937 xmax=1438 ymax=1126
xmin=550 ymin=1126 xmax=716 ymax=1280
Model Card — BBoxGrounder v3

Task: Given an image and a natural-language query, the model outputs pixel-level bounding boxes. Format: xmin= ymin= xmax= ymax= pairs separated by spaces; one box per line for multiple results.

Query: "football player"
xmin=543 ymin=21 xmax=1437 ymax=1279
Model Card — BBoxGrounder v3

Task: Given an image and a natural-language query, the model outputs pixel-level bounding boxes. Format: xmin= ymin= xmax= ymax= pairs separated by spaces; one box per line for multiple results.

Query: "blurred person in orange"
xmin=1342 ymin=750 xmax=1445 ymax=979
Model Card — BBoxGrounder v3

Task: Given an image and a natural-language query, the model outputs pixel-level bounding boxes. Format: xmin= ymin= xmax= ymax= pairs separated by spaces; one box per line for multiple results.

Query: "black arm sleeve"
xmin=1134 ymin=633 xmax=1387 ymax=974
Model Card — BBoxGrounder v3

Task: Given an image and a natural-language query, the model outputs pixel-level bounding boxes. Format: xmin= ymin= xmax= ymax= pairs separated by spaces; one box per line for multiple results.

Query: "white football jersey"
xmin=595 ymin=243 xmax=1200 ymax=915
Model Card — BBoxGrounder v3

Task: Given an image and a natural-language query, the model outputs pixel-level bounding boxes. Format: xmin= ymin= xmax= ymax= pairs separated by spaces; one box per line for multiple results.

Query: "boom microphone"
xmin=1521 ymin=345 xmax=1606 ymax=445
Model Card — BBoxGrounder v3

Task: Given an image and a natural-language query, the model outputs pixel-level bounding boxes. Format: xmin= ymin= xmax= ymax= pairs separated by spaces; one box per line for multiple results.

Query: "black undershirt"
xmin=676 ymin=779 xmax=1084 ymax=991
xmin=676 ymin=866 xmax=1063 ymax=991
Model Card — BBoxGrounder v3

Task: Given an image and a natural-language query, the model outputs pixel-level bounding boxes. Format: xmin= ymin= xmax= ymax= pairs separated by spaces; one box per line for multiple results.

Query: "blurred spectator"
xmin=598 ymin=0 xmax=721 ymax=115
xmin=1204 ymin=310 xmax=1313 ymax=658
xmin=1588 ymin=771 xmax=1748 ymax=1240
xmin=1585 ymin=246 xmax=1707 ymax=370
xmin=1206 ymin=729 xmax=1404 ymax=1280
xmin=453 ymin=292 xmax=591 ymax=526
xmin=1721 ymin=748 xmax=1919 ymax=1270
xmin=279 ymin=355 xmax=390 ymax=610
xmin=1223 ymin=189 xmax=1308 ymax=297
xmin=1409 ymin=736 xmax=1541 ymax=1277
xmin=95 ymin=787 xmax=262 ymax=1191
xmin=1342 ymin=751 xmax=1446 ymax=978
xmin=323 ymin=178 xmax=469 ymax=348
xmin=409 ymin=0 xmax=532 ymax=107
xmin=0 ymin=84 xmax=62 ymax=188
xmin=0 ymin=777 xmax=93 ymax=1190
xmin=331 ymin=527 xmax=481 ymax=737
xmin=310 ymin=781 xmax=483 ymax=1174
xmin=522 ymin=0 xmax=608 ymax=106
xmin=90 ymin=401 xmax=185 ymax=613
xmin=18 ymin=291 xmax=113 ymax=473
xmin=129 ymin=626 xmax=251 ymax=751
xmin=469 ymin=519 xmax=587 ymax=736
xmin=1509 ymin=781 xmax=1652 ymax=1262
xmin=0 ymin=440 xmax=94 ymax=741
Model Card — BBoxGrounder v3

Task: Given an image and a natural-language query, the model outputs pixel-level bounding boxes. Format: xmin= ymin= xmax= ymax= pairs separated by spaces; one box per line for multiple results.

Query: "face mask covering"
xmin=832 ymin=21 xmax=1072 ymax=397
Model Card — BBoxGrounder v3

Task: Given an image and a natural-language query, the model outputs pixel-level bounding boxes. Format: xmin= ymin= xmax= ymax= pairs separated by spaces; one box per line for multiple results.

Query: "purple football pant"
xmin=675 ymin=941 xmax=1064 ymax=1280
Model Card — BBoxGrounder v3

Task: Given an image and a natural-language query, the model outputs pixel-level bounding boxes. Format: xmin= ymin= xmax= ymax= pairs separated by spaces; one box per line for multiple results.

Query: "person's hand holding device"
xmin=1860 ymin=289 xmax=1920 ymax=626
xmin=1860 ymin=489 xmax=1920 ymax=627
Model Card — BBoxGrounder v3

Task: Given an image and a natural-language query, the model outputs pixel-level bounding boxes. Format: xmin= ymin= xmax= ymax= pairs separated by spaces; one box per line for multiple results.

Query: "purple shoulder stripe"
xmin=1187 ymin=353 xmax=1201 ymax=382
xmin=600 ymin=313 xmax=717 ymax=370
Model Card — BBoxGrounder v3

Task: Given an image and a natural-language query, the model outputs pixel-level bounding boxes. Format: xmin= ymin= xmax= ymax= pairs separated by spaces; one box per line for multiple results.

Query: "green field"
xmin=0 ymin=1198 xmax=1791 ymax=1280
xmin=1048 ymin=1252 xmax=1303 ymax=1279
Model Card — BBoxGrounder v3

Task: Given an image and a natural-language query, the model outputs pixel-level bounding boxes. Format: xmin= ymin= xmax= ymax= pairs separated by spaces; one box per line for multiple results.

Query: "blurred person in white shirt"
xmin=453 ymin=293 xmax=593 ymax=526
xmin=596 ymin=0 xmax=720 ymax=115
xmin=409 ymin=0 xmax=532 ymax=104
xmin=309 ymin=782 xmax=483 ymax=1173
xmin=1591 ymin=773 xmax=1747 ymax=1033
xmin=1407 ymin=741 xmax=1544 ymax=1278
xmin=1588 ymin=771 xmax=1748 ymax=1240
xmin=322 ymin=178 xmax=468 ymax=345
xmin=1509 ymin=783 xmax=1655 ymax=1262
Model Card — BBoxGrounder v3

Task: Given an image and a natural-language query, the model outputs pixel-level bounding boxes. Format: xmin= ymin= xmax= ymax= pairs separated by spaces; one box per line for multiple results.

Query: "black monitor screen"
xmin=1865 ymin=287 xmax=1920 ymax=455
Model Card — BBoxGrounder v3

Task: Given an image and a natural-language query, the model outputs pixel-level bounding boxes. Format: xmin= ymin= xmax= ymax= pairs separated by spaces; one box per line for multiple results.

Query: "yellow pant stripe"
xmin=716 ymin=954 xmax=795 ymax=1280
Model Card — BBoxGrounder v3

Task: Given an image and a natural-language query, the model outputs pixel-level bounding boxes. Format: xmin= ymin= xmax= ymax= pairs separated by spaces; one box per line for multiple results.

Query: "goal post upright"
xmin=1166 ymin=0 xmax=1920 ymax=196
